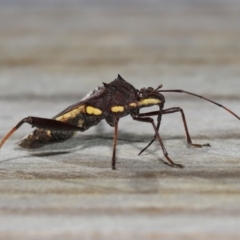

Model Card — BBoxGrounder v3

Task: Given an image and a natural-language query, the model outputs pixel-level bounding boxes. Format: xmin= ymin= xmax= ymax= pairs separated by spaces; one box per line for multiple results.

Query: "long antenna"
xmin=158 ymin=89 xmax=240 ymax=120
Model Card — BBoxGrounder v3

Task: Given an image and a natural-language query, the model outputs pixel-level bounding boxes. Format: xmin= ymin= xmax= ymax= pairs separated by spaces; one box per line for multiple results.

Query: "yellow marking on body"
xmin=46 ymin=130 xmax=52 ymax=137
xmin=129 ymin=102 xmax=137 ymax=107
xmin=140 ymin=98 xmax=161 ymax=106
xmin=78 ymin=119 xmax=84 ymax=127
xmin=56 ymin=105 xmax=86 ymax=122
xmin=86 ymin=106 xmax=102 ymax=115
xmin=111 ymin=106 xmax=124 ymax=112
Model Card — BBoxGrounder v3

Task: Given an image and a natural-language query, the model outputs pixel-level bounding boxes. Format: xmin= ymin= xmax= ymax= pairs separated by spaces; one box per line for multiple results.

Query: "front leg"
xmin=137 ymin=107 xmax=210 ymax=155
xmin=132 ymin=115 xmax=183 ymax=168
xmin=162 ymin=107 xmax=210 ymax=148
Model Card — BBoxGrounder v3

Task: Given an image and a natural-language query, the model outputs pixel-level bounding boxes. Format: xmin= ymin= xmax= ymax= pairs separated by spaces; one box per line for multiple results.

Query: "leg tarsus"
xmin=164 ymin=154 xmax=184 ymax=168
xmin=163 ymin=108 xmax=212 ymax=148
xmin=163 ymin=161 xmax=184 ymax=168
xmin=188 ymin=143 xmax=211 ymax=148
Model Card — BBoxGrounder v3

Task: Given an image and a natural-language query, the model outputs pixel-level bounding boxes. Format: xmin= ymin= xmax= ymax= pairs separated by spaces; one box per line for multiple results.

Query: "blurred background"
xmin=1 ymin=1 xmax=240 ymax=239
xmin=0 ymin=0 xmax=240 ymax=98
xmin=1 ymin=0 xmax=240 ymax=138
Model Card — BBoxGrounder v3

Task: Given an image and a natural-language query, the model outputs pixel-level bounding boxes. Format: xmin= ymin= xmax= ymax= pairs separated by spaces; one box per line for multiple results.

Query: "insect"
xmin=0 ymin=74 xmax=239 ymax=169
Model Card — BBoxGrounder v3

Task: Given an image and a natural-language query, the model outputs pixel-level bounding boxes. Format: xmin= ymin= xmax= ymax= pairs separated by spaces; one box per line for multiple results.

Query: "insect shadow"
xmin=25 ymin=131 xmax=157 ymax=157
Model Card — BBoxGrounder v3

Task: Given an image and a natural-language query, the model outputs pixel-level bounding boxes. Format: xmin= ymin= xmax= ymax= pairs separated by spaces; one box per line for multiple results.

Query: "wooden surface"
xmin=0 ymin=1 xmax=240 ymax=239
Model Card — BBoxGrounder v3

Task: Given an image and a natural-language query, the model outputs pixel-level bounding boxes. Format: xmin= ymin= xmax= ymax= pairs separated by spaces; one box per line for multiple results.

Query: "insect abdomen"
xmin=18 ymin=128 xmax=76 ymax=149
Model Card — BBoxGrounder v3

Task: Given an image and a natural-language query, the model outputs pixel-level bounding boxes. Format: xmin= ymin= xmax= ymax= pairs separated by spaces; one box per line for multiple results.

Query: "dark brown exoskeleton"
xmin=0 ymin=75 xmax=240 ymax=169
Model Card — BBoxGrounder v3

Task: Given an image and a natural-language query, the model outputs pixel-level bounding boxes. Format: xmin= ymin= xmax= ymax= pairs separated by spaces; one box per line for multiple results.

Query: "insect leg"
xmin=137 ymin=111 xmax=162 ymax=155
xmin=0 ymin=116 xmax=84 ymax=149
xmin=162 ymin=107 xmax=211 ymax=147
xmin=112 ymin=118 xmax=119 ymax=170
xmin=132 ymin=116 xmax=183 ymax=168
xmin=137 ymin=107 xmax=211 ymax=155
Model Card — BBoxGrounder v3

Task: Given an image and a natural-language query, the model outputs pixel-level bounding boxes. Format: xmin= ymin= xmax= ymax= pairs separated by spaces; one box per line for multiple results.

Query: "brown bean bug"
xmin=0 ymin=75 xmax=239 ymax=169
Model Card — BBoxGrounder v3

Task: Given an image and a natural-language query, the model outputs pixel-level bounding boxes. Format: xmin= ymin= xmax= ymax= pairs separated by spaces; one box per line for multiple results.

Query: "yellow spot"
xmin=86 ymin=106 xmax=102 ymax=115
xmin=111 ymin=106 xmax=124 ymax=112
xmin=129 ymin=102 xmax=137 ymax=107
xmin=78 ymin=119 xmax=84 ymax=127
xmin=56 ymin=105 xmax=85 ymax=122
xmin=140 ymin=98 xmax=161 ymax=106
xmin=46 ymin=130 xmax=52 ymax=137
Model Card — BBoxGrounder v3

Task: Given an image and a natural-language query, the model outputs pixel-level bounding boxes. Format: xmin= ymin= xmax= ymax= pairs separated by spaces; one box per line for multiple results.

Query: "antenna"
xmin=158 ymin=89 xmax=240 ymax=120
